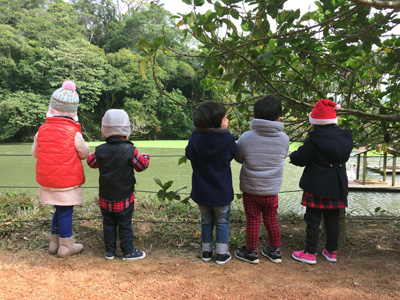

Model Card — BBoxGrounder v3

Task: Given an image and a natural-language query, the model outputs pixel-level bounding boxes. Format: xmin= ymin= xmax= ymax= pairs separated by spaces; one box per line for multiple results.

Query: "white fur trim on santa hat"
xmin=309 ymin=115 xmax=337 ymax=125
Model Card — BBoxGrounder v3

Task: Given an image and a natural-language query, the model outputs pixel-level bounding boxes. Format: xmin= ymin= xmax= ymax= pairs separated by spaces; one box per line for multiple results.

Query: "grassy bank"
xmin=1 ymin=192 xmax=399 ymax=260
xmin=0 ymin=192 xmax=249 ymax=252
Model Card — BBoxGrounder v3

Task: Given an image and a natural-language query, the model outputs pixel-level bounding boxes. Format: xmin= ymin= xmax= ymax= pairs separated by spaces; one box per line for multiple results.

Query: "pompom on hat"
xmin=309 ymin=99 xmax=341 ymax=125
xmin=101 ymin=109 xmax=131 ymax=139
xmin=47 ymin=81 xmax=79 ymax=121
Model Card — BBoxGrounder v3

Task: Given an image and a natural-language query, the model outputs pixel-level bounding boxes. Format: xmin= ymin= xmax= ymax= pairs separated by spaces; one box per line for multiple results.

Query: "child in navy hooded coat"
xmin=185 ymin=102 xmax=237 ymax=265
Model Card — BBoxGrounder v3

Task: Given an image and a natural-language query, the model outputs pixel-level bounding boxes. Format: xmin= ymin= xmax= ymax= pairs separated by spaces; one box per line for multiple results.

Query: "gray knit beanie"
xmin=101 ymin=109 xmax=131 ymax=139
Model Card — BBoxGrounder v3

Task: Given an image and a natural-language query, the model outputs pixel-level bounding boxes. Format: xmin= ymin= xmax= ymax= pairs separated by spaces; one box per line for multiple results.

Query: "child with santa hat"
xmin=290 ymin=99 xmax=353 ymax=264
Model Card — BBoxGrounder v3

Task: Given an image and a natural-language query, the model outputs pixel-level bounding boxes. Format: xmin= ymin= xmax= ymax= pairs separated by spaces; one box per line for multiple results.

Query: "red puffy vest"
xmin=36 ymin=117 xmax=85 ymax=188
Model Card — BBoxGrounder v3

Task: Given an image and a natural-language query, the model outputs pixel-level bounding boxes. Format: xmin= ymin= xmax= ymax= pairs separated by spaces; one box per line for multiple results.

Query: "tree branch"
xmin=352 ymin=0 xmax=400 ymax=9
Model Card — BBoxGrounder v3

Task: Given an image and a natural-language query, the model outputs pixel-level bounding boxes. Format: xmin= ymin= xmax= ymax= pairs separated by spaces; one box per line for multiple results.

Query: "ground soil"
xmin=0 ymin=216 xmax=399 ymax=300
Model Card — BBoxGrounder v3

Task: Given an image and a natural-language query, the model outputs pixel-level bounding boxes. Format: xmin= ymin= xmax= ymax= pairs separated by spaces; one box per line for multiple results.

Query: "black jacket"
xmin=289 ymin=127 xmax=353 ymax=199
xmin=95 ymin=137 xmax=136 ymax=202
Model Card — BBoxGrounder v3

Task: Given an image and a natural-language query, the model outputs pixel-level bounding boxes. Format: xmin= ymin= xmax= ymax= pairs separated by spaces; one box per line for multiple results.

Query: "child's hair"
xmin=253 ymin=95 xmax=282 ymax=121
xmin=313 ymin=124 xmax=337 ymax=130
xmin=193 ymin=102 xmax=226 ymax=129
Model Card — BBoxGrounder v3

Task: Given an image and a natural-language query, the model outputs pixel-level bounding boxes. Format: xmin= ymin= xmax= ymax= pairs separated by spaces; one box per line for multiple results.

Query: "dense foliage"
xmin=1 ymin=0 xmax=399 ymax=151
xmin=0 ymin=0 xmax=205 ymax=141
xmin=140 ymin=0 xmax=400 ymax=152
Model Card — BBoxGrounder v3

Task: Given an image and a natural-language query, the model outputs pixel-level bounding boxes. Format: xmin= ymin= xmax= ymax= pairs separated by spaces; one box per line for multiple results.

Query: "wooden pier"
xmin=349 ymin=147 xmax=399 ymax=192
xmin=348 ymin=179 xmax=400 ymax=192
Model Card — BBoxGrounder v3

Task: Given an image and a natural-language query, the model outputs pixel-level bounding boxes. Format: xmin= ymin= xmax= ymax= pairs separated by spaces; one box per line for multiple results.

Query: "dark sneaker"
xmin=202 ymin=251 xmax=213 ymax=262
xmin=262 ymin=246 xmax=282 ymax=263
xmin=122 ymin=248 xmax=146 ymax=261
xmin=104 ymin=251 xmax=115 ymax=260
xmin=216 ymin=252 xmax=231 ymax=265
xmin=235 ymin=246 xmax=259 ymax=264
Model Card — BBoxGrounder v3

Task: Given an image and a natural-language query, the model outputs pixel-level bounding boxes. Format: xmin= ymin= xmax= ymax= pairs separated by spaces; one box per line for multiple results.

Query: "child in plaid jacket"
xmin=87 ymin=109 xmax=149 ymax=261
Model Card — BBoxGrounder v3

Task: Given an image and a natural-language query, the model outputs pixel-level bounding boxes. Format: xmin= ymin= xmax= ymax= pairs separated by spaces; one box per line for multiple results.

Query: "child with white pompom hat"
xmin=31 ymin=80 xmax=90 ymax=258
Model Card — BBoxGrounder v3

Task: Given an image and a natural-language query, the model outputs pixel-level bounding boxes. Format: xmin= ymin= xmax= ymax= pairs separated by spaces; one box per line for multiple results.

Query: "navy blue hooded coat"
xmin=185 ymin=128 xmax=237 ymax=206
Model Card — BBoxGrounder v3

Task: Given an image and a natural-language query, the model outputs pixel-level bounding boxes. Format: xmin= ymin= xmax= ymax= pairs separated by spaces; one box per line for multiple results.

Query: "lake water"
xmin=0 ymin=142 xmax=399 ymax=216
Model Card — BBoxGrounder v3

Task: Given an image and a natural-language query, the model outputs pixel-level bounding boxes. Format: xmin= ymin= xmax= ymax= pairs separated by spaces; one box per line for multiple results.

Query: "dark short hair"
xmin=313 ymin=124 xmax=337 ymax=130
xmin=193 ymin=101 xmax=226 ymax=129
xmin=253 ymin=95 xmax=282 ymax=121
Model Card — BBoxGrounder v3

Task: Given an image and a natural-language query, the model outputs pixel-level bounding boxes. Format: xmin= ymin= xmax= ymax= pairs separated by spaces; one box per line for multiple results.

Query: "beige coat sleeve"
xmin=75 ymin=132 xmax=90 ymax=160
xmin=31 ymin=132 xmax=38 ymax=158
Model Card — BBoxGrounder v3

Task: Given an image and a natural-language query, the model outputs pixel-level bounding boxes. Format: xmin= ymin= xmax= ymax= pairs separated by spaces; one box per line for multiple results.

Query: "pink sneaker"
xmin=292 ymin=250 xmax=317 ymax=264
xmin=322 ymin=249 xmax=337 ymax=262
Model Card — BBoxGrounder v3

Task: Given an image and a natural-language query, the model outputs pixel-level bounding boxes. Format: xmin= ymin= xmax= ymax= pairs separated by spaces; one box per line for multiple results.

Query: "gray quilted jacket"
xmin=235 ymin=119 xmax=289 ymax=196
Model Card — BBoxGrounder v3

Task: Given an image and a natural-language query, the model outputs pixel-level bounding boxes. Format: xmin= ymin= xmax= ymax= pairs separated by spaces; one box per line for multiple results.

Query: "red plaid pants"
xmin=242 ymin=192 xmax=281 ymax=250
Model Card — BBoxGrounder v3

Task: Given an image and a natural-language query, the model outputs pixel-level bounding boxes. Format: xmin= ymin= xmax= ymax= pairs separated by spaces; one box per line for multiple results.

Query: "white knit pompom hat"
xmin=47 ymin=81 xmax=79 ymax=121
xmin=101 ymin=109 xmax=131 ymax=139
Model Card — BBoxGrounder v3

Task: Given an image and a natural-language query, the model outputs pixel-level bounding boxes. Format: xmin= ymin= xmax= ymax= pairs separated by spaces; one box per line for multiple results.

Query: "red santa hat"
xmin=309 ymin=99 xmax=341 ymax=125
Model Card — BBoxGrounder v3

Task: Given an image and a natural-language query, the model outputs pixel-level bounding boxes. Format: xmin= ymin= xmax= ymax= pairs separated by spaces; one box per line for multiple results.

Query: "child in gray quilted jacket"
xmin=234 ymin=95 xmax=289 ymax=264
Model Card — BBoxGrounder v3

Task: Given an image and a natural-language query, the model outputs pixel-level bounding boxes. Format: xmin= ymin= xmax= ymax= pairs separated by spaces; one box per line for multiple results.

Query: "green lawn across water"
xmin=88 ymin=140 xmax=302 ymax=151
xmin=88 ymin=140 xmax=190 ymax=149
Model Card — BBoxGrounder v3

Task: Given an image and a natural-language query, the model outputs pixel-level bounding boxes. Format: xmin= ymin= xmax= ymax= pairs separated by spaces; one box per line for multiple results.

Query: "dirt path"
xmin=0 ymin=218 xmax=399 ymax=299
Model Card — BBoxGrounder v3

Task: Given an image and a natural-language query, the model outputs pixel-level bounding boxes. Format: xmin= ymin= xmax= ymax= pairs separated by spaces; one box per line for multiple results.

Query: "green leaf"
xmin=205 ymin=10 xmax=214 ymax=20
xmin=299 ymin=12 xmax=312 ymax=23
xmin=156 ymin=191 xmax=165 ymax=201
xmin=152 ymin=36 xmax=164 ymax=48
xmin=187 ymin=13 xmax=196 ymax=27
xmin=181 ymin=196 xmax=192 ymax=205
xmin=154 ymin=178 xmax=163 ymax=188
xmin=194 ymin=0 xmax=205 ymax=6
xmin=175 ymin=186 xmax=187 ymax=194
xmin=137 ymin=39 xmax=153 ymax=49
xmin=165 ymin=192 xmax=175 ymax=201
xmin=232 ymin=78 xmax=241 ymax=92
xmin=221 ymin=18 xmax=238 ymax=34
xmin=268 ymin=38 xmax=277 ymax=50
xmin=163 ymin=180 xmax=174 ymax=190
xmin=140 ymin=59 xmax=147 ymax=80
xmin=231 ymin=10 xmax=239 ymax=20
xmin=178 ymin=156 xmax=188 ymax=165
xmin=205 ymin=21 xmax=216 ymax=32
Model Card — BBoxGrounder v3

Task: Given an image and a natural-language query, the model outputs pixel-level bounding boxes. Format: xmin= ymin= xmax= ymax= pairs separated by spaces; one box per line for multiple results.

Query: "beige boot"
xmin=49 ymin=234 xmax=59 ymax=254
xmin=57 ymin=237 xmax=84 ymax=258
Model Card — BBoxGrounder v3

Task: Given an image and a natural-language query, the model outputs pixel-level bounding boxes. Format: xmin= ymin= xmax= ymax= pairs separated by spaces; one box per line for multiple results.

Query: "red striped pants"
xmin=243 ymin=192 xmax=281 ymax=250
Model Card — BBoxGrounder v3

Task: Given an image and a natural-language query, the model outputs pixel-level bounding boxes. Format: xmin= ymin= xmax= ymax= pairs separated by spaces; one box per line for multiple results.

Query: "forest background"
xmin=0 ymin=0 xmax=399 ymax=152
